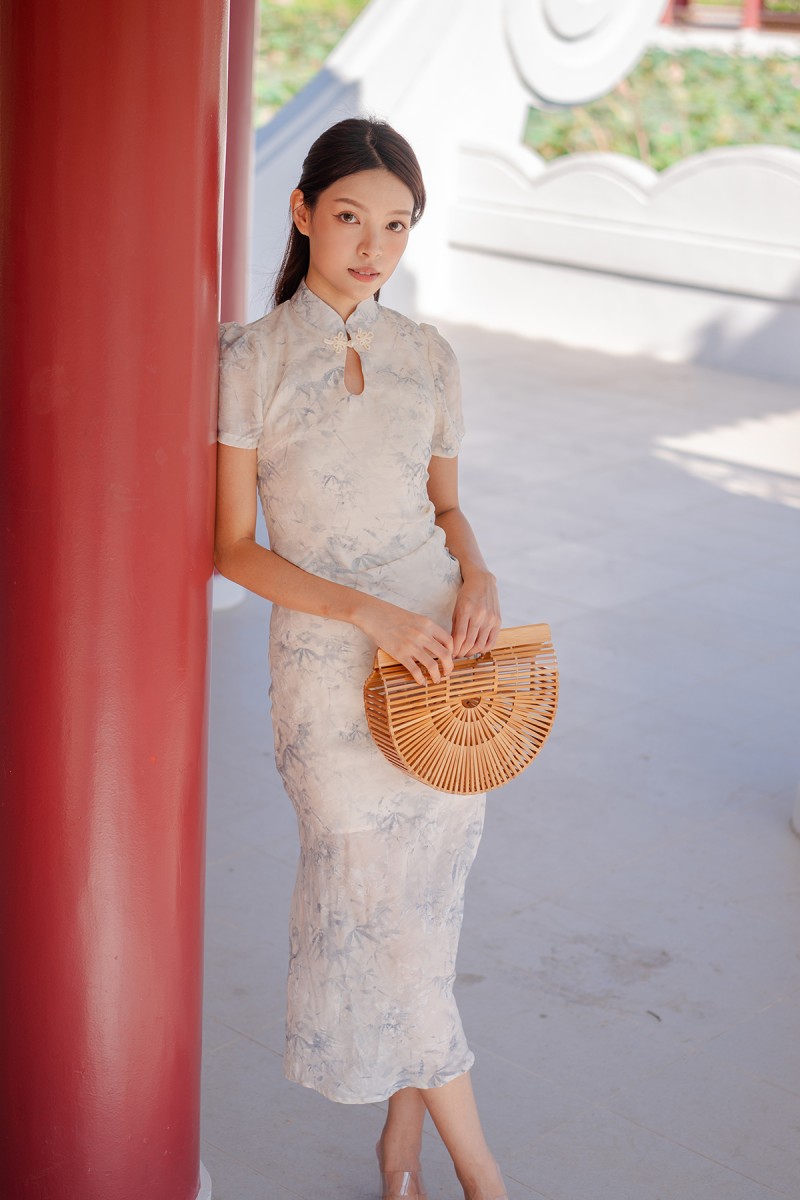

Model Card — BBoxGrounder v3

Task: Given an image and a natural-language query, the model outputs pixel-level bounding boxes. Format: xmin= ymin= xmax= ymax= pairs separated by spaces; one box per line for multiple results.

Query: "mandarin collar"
xmin=290 ymin=278 xmax=379 ymax=337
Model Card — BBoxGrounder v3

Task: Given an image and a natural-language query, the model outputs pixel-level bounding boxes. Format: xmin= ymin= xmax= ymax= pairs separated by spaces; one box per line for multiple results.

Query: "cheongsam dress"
xmin=217 ymin=279 xmax=486 ymax=1103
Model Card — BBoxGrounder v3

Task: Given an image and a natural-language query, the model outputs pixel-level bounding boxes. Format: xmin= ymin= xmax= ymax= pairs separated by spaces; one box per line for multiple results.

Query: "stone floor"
xmin=201 ymin=323 xmax=800 ymax=1200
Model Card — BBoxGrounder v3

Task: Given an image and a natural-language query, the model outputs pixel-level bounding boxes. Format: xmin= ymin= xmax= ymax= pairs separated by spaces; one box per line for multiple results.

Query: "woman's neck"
xmin=304 ymin=269 xmax=359 ymax=323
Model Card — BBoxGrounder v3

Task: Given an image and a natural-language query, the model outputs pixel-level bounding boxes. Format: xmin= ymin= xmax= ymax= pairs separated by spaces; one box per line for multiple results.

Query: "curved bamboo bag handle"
xmin=364 ymin=623 xmax=559 ymax=795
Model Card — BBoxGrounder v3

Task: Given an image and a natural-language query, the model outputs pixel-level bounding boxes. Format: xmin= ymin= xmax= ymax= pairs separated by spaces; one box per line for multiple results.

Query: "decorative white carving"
xmin=504 ymin=0 xmax=668 ymax=108
xmin=452 ymin=142 xmax=800 ymax=300
xmin=445 ymin=141 xmax=800 ymax=381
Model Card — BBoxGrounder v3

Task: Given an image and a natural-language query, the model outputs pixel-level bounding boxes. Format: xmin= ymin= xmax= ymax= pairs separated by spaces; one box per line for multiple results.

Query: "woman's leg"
xmin=378 ymin=1086 xmax=427 ymax=1169
xmin=419 ymin=1071 xmax=506 ymax=1199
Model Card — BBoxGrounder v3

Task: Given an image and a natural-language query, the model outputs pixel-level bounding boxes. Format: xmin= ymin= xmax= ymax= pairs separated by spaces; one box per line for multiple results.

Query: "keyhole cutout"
xmin=344 ymin=346 xmax=364 ymax=396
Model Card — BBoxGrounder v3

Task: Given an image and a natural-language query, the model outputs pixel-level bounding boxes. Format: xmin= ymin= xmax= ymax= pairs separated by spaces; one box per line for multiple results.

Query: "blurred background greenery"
xmin=255 ymin=0 xmax=800 ymax=171
xmin=702 ymin=0 xmax=800 ymax=7
xmin=526 ymin=48 xmax=800 ymax=170
xmin=255 ymin=0 xmax=370 ymax=125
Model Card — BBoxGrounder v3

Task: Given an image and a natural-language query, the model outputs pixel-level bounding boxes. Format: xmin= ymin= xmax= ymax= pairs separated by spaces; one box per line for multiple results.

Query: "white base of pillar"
xmin=197 ymin=1160 xmax=212 ymax=1199
xmin=791 ymin=784 xmax=800 ymax=839
xmin=212 ymin=573 xmax=246 ymax=611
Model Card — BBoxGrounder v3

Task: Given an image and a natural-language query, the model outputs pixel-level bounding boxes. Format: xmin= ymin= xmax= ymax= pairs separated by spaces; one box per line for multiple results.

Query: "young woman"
xmin=215 ymin=117 xmax=507 ymax=1200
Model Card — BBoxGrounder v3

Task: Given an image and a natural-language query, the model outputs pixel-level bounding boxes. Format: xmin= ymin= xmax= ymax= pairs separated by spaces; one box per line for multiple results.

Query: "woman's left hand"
xmin=451 ymin=569 xmax=502 ymax=659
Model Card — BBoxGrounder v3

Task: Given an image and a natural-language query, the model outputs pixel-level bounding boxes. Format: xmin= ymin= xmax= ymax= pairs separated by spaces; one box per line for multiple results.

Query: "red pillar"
xmin=741 ymin=0 xmax=763 ymax=28
xmin=0 ymin=2 xmax=226 ymax=1198
xmin=215 ymin=0 xmax=257 ymax=606
xmin=222 ymin=0 xmax=259 ymax=323
xmin=660 ymin=0 xmax=690 ymax=24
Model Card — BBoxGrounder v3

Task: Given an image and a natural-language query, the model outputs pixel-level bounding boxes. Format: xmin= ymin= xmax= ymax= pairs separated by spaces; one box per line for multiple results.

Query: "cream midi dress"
xmin=217 ymin=279 xmax=486 ymax=1103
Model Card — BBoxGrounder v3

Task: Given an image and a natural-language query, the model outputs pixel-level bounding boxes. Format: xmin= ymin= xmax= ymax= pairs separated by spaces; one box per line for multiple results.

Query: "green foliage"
xmin=255 ymin=0 xmax=370 ymax=126
xmin=701 ymin=0 xmax=800 ymax=9
xmin=524 ymin=48 xmax=800 ymax=171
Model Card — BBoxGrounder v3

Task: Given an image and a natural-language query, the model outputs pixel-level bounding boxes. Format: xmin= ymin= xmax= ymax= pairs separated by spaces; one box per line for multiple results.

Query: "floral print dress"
xmin=217 ymin=280 xmax=486 ymax=1104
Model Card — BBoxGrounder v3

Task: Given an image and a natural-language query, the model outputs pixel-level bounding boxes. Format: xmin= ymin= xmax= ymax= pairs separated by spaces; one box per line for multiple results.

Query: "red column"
xmin=215 ymin=0 xmax=257 ymax=606
xmin=222 ymin=0 xmax=259 ymax=323
xmin=660 ymin=0 xmax=689 ymax=24
xmin=0 ymin=2 xmax=226 ymax=1199
xmin=741 ymin=0 xmax=763 ymax=28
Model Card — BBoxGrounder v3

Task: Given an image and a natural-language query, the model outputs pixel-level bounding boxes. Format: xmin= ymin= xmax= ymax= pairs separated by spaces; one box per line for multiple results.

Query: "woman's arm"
xmin=214 ymin=444 xmax=454 ymax=685
xmin=427 ymin=454 xmax=502 ymax=658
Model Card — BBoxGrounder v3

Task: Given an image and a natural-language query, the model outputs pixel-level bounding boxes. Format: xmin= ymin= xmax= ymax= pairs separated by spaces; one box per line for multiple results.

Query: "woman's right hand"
xmin=354 ymin=596 xmax=454 ymax=686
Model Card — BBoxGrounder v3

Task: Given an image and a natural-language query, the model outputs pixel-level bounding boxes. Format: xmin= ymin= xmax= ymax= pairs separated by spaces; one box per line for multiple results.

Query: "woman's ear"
xmin=290 ymin=188 xmax=310 ymax=235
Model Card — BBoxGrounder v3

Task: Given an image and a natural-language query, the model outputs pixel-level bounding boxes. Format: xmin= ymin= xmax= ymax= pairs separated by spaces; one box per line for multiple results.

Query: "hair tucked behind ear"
xmin=271 ymin=117 xmax=426 ymax=310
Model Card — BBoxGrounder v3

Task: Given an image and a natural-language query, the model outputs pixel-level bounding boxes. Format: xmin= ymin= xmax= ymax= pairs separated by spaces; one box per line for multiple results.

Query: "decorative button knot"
xmin=324 ymin=331 xmax=348 ymax=355
xmin=324 ymin=328 xmax=373 ymax=355
xmin=351 ymin=328 xmax=374 ymax=352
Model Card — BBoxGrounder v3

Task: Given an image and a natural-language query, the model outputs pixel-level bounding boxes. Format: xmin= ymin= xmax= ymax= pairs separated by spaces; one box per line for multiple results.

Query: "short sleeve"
xmin=217 ymin=322 xmax=263 ymax=449
xmin=420 ymin=322 xmax=465 ymax=458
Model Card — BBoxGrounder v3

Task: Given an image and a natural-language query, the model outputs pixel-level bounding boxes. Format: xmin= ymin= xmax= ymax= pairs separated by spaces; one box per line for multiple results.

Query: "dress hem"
xmin=283 ymin=1051 xmax=475 ymax=1106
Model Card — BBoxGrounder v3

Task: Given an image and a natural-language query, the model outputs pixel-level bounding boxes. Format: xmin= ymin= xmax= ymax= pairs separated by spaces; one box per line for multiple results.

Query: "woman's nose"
xmin=358 ymin=226 xmax=382 ymax=257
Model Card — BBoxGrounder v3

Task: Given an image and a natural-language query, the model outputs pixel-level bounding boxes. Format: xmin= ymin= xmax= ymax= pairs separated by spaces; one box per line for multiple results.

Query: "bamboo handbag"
xmin=363 ymin=623 xmax=558 ymax=794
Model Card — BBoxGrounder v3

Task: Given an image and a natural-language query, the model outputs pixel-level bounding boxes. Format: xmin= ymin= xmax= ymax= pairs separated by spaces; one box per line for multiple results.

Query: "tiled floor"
xmin=202 ymin=324 xmax=800 ymax=1200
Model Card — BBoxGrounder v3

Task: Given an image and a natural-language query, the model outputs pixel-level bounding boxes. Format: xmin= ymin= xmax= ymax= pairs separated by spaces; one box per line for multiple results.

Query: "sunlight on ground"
xmin=652 ymin=409 xmax=800 ymax=509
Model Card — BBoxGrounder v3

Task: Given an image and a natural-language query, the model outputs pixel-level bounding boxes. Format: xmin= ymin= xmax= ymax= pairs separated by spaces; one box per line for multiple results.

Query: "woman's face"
xmin=291 ymin=168 xmax=414 ymax=319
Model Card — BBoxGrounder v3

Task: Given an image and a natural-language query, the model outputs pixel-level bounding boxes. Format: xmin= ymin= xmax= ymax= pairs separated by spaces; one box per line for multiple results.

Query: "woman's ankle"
xmin=377 ymin=1129 xmax=423 ymax=1171
xmin=454 ymin=1153 xmax=505 ymax=1198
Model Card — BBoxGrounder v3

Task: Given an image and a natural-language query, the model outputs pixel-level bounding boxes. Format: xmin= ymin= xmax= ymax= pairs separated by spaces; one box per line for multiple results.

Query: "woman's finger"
xmin=457 ymin=616 xmax=482 ymax=657
xmin=469 ymin=615 xmax=493 ymax=652
xmin=453 ymin=616 xmax=479 ymax=658
xmin=472 ymin=614 xmax=503 ymax=655
xmin=435 ymin=644 xmax=454 ymax=677
xmin=415 ymin=648 xmax=443 ymax=684
xmin=483 ymin=621 xmax=502 ymax=654
xmin=451 ymin=612 xmax=470 ymax=657
xmin=401 ymin=656 xmax=428 ymax=687
xmin=430 ymin=626 xmax=454 ymax=656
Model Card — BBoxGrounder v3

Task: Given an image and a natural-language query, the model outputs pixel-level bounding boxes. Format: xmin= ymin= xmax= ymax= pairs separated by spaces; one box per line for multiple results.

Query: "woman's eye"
xmin=337 ymin=211 xmax=358 ymax=224
xmin=387 ymin=220 xmax=407 ymax=233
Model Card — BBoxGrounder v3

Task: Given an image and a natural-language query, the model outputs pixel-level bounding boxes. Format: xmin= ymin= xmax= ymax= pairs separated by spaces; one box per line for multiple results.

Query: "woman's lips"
xmin=348 ymin=268 xmax=380 ymax=282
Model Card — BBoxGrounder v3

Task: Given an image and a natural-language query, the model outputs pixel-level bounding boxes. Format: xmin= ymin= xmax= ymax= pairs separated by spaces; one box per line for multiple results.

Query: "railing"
xmin=661 ymin=1 xmax=800 ymax=28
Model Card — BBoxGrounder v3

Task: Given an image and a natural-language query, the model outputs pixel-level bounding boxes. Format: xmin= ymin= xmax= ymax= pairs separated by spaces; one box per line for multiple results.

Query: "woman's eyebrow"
xmin=332 ymin=197 xmax=413 ymax=216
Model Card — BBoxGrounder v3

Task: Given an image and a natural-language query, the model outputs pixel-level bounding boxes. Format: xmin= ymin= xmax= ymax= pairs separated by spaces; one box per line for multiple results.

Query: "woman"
xmin=215 ymin=117 xmax=507 ymax=1200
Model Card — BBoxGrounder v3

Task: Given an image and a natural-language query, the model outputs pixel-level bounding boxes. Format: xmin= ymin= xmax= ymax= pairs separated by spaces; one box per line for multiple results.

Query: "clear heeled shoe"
xmin=375 ymin=1141 xmax=428 ymax=1200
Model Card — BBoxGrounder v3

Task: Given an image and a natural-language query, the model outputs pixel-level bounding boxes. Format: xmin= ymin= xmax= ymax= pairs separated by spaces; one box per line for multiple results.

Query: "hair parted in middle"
xmin=271 ymin=116 xmax=426 ymax=310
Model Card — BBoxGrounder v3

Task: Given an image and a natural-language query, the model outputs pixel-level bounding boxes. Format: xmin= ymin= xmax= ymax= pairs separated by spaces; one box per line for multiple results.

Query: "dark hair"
xmin=271 ymin=117 xmax=426 ymax=309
